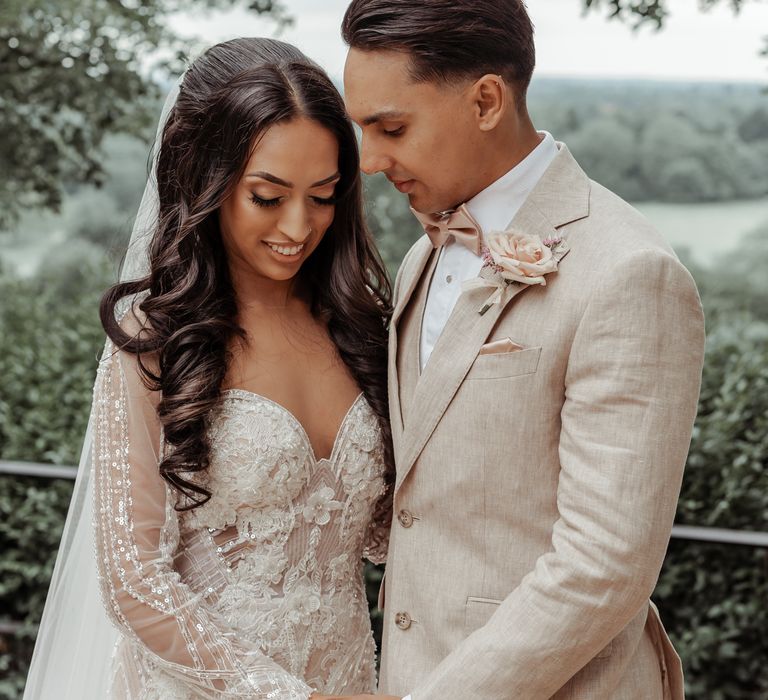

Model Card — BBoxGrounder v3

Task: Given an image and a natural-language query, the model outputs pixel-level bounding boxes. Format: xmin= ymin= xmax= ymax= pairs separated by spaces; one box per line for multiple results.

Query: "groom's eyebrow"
xmin=360 ymin=109 xmax=407 ymax=126
xmin=246 ymin=171 xmax=340 ymax=187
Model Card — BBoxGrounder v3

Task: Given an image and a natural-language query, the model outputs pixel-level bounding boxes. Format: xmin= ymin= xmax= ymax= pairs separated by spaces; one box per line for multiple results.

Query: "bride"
xmin=24 ymin=37 xmax=396 ymax=699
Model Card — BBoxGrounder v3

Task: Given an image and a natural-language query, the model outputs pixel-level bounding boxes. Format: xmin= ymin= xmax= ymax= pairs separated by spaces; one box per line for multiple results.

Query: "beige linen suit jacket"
xmin=379 ymin=144 xmax=705 ymax=700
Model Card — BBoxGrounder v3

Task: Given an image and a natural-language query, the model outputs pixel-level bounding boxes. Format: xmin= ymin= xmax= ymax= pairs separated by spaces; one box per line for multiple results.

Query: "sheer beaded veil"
xmin=23 ymin=81 xmax=180 ymax=699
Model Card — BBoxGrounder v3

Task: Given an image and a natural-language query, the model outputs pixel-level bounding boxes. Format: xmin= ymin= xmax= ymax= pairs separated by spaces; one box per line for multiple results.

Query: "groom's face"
xmin=344 ymin=48 xmax=483 ymax=214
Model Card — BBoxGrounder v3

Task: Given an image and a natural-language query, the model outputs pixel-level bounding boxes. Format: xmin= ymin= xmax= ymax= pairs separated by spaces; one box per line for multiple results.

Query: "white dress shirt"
xmin=418 ymin=131 xmax=558 ymax=372
xmin=400 ymin=132 xmax=557 ymax=700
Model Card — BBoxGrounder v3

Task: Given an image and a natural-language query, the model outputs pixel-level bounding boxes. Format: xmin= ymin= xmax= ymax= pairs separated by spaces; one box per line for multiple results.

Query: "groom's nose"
xmin=360 ymin=136 xmax=392 ymax=175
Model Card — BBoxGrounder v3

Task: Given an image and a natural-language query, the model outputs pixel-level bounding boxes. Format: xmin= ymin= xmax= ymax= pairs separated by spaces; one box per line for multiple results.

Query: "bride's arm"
xmin=91 ymin=332 xmax=313 ymax=699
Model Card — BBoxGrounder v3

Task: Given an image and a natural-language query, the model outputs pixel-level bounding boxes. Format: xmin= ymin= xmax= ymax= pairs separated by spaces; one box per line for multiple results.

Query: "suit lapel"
xmin=392 ymin=237 xmax=434 ymax=327
xmin=395 ymin=280 xmax=524 ymax=493
xmin=389 ymin=237 xmax=435 ymax=443
xmin=394 ymin=143 xmax=591 ymax=492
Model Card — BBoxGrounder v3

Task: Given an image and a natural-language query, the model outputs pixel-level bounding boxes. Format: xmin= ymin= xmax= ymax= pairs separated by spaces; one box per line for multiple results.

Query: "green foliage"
xmin=0 ymin=478 xmax=74 ymax=700
xmin=656 ymin=316 xmax=768 ymax=699
xmin=0 ymin=0 xmax=291 ymax=228
xmin=528 ymin=81 xmax=768 ymax=203
xmin=0 ymin=256 xmax=111 ymax=697
xmin=582 ymin=0 xmax=750 ymax=29
xmin=563 ymin=117 xmax=645 ymax=201
xmin=0 ymin=263 xmax=110 ymax=464
xmin=364 ymin=173 xmax=423 ymax=280
xmin=60 ymin=187 xmax=132 ymax=249
xmin=739 ymin=107 xmax=768 ymax=142
xmin=684 ymin=222 xmax=768 ymax=323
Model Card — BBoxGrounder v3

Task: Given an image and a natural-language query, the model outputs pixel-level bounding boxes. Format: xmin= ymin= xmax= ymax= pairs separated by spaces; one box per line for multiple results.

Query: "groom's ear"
xmin=470 ymin=74 xmax=508 ymax=132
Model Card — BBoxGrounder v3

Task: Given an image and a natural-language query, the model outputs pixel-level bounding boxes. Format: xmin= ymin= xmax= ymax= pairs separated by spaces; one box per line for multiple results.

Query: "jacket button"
xmin=395 ymin=611 xmax=412 ymax=630
xmin=397 ymin=509 xmax=414 ymax=528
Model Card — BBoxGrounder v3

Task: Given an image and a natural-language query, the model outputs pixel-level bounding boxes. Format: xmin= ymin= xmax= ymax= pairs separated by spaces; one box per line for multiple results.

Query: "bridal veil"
xmin=22 ymin=81 xmax=180 ymax=699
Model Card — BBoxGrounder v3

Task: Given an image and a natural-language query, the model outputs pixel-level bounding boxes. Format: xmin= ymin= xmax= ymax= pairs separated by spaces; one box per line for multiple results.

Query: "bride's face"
xmin=219 ymin=116 xmax=340 ymax=285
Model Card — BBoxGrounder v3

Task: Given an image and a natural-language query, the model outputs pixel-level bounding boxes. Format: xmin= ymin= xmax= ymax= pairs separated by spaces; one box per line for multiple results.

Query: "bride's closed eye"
xmin=310 ymin=195 xmax=336 ymax=206
xmin=250 ymin=193 xmax=336 ymax=208
xmin=250 ymin=193 xmax=282 ymax=208
xmin=383 ymin=126 xmax=405 ymax=137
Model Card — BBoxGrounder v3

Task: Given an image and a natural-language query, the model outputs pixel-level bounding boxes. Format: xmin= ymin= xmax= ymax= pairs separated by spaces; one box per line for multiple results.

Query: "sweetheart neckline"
xmin=220 ymin=388 xmax=367 ymax=464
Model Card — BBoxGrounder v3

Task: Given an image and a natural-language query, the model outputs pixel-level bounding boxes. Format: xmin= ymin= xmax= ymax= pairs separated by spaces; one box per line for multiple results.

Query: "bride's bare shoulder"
xmin=117 ymin=298 xmax=154 ymax=340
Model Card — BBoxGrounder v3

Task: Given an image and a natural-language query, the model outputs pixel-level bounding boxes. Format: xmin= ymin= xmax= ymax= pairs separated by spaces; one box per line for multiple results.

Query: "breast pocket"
xmin=465 ymin=346 xmax=542 ymax=381
xmin=464 ymin=596 xmax=502 ymax=634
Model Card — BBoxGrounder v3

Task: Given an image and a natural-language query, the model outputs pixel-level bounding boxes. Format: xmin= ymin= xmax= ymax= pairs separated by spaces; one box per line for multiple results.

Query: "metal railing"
xmin=0 ymin=461 xmax=78 ymax=480
xmin=2 ymin=460 xmax=767 ymax=548
xmin=671 ymin=524 xmax=768 ymax=548
xmin=1 ymin=459 xmax=766 ymax=638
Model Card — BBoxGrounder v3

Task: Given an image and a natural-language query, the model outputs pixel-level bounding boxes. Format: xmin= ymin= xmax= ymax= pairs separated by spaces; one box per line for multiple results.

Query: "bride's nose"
xmin=277 ymin=201 xmax=312 ymax=243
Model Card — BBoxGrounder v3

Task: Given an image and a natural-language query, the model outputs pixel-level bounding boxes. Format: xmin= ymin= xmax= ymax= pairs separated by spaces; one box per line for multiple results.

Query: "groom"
xmin=341 ymin=1 xmax=705 ymax=699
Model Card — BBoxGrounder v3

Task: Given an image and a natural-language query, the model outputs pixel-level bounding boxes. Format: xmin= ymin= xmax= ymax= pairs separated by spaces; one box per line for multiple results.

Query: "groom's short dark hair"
xmin=341 ymin=0 xmax=535 ymax=106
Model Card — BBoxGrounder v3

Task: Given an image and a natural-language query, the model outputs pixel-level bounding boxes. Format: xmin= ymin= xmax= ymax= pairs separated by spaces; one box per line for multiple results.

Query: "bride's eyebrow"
xmin=245 ymin=171 xmax=341 ymax=187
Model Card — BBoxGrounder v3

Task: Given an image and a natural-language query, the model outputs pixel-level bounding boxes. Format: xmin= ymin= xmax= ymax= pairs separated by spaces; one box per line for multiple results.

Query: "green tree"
xmin=738 ymin=107 xmax=768 ymax=142
xmin=566 ymin=117 xmax=645 ymax=200
xmin=581 ymin=0 xmax=767 ymax=75
xmin=0 ymin=0 xmax=291 ymax=228
xmin=657 ymin=157 xmax=718 ymax=202
xmin=638 ymin=113 xmax=768 ymax=202
xmin=691 ymin=221 xmax=768 ymax=322
xmin=583 ymin=0 xmax=752 ymax=28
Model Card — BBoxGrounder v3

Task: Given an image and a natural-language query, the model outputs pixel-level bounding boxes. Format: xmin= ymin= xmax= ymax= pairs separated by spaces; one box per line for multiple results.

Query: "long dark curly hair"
xmin=100 ymin=37 xmax=393 ymax=514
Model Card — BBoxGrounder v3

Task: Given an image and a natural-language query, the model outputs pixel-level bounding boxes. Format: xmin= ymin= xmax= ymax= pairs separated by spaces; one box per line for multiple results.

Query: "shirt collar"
xmin=464 ymin=131 xmax=558 ymax=236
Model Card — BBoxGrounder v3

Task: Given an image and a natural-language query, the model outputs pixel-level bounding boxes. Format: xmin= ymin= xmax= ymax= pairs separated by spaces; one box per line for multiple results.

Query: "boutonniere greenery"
xmin=462 ymin=231 xmax=569 ymax=315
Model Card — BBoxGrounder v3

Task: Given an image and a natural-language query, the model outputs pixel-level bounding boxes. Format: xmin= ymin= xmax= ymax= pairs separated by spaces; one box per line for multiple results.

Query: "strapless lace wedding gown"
xmin=91 ymin=339 xmax=388 ymax=699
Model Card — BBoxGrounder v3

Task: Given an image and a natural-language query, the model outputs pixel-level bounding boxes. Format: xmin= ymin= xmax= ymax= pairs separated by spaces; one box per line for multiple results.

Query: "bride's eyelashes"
xmin=250 ymin=193 xmax=281 ymax=208
xmin=249 ymin=193 xmax=336 ymax=208
xmin=383 ymin=126 xmax=405 ymax=137
xmin=309 ymin=195 xmax=337 ymax=206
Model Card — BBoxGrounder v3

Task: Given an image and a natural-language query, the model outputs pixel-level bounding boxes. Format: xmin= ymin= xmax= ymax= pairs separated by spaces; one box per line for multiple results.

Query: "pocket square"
xmin=478 ymin=337 xmax=525 ymax=356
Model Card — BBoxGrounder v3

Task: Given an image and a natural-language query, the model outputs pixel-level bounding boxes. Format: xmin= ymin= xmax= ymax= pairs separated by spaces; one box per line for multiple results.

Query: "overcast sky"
xmin=170 ymin=0 xmax=768 ymax=84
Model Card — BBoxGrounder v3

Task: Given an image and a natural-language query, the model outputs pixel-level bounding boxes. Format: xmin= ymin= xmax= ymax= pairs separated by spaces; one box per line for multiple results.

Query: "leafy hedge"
xmin=0 ymin=253 xmax=766 ymax=698
xmin=0 ymin=256 xmax=109 ymax=699
xmin=655 ymin=317 xmax=768 ymax=699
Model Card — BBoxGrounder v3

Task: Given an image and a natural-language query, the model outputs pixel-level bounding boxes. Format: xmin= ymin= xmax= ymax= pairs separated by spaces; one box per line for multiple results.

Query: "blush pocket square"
xmin=478 ymin=338 xmax=525 ymax=356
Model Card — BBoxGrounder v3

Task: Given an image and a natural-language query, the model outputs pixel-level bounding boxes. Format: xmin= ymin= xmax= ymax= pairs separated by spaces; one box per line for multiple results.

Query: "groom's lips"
xmin=390 ymin=178 xmax=415 ymax=194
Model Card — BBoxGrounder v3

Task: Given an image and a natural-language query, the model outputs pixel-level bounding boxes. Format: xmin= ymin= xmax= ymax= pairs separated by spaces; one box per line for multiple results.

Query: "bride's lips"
xmin=262 ymin=241 xmax=305 ymax=263
xmin=390 ymin=178 xmax=415 ymax=194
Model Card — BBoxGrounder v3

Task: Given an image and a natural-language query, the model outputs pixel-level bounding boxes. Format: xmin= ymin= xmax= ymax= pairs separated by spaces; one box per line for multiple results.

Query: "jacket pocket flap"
xmin=467 ymin=346 xmax=542 ymax=380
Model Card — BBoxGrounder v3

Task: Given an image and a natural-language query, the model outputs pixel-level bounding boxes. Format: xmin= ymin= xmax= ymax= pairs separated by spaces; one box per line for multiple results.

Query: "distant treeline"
xmin=3 ymin=79 xmax=767 ymax=282
xmin=528 ymin=79 xmax=768 ymax=203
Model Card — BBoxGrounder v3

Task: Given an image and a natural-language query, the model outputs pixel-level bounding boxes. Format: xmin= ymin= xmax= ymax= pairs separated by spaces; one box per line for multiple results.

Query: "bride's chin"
xmin=260 ymin=261 xmax=304 ymax=282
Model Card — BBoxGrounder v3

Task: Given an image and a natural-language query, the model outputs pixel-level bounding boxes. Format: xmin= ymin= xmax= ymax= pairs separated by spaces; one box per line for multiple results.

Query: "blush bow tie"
xmin=411 ymin=204 xmax=483 ymax=255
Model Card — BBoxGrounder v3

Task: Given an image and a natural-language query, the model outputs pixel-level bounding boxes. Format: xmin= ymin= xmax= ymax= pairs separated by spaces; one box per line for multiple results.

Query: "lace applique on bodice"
xmin=177 ymin=390 xmax=386 ymax=689
xmin=92 ymin=342 xmax=389 ymax=699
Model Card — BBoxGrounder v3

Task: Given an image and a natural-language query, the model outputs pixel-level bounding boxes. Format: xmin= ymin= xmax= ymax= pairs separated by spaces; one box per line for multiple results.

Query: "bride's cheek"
xmin=318 ymin=208 xmax=336 ymax=233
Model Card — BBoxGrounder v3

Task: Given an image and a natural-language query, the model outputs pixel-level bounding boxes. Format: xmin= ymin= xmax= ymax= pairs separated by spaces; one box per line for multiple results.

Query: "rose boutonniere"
xmin=462 ymin=230 xmax=569 ymax=315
